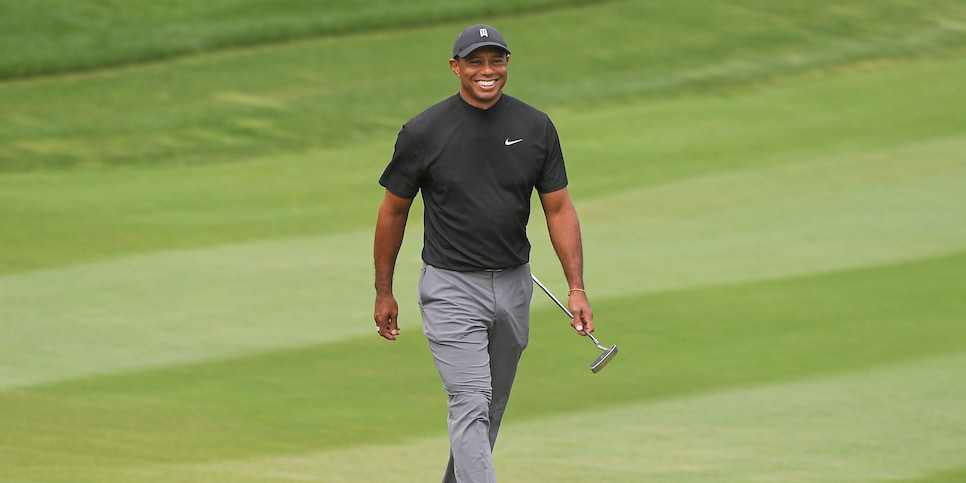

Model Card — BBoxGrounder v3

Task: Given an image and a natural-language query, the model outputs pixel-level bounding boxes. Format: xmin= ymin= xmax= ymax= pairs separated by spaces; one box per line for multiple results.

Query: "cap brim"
xmin=454 ymin=42 xmax=511 ymax=58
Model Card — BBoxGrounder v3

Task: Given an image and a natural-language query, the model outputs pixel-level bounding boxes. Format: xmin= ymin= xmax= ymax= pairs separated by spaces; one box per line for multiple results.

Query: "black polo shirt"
xmin=380 ymin=93 xmax=568 ymax=271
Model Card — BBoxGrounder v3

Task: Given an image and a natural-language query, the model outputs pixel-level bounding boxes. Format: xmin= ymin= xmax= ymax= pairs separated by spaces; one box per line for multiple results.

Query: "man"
xmin=373 ymin=23 xmax=594 ymax=483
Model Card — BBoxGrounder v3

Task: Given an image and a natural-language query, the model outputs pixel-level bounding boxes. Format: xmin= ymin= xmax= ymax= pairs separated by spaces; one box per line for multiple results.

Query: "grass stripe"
xmin=559 ymin=55 xmax=966 ymax=197
xmin=51 ymin=353 xmax=966 ymax=482
xmin=0 ymin=144 xmax=386 ymax=274
xmin=3 ymin=56 xmax=964 ymax=276
xmin=500 ymin=353 xmax=966 ymax=482
xmin=0 ymin=0 xmax=602 ymax=79
xmin=566 ymin=134 xmax=966 ymax=297
xmin=0 ymin=229 xmax=422 ymax=389
xmin=5 ymin=134 xmax=962 ymax=388
xmin=3 ymin=2 xmax=964 ymax=171
xmin=890 ymin=467 xmax=966 ymax=483
xmin=1 ymin=251 xmax=962 ymax=480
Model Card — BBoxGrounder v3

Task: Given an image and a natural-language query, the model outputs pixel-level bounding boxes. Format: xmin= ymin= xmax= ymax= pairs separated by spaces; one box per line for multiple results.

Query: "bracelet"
xmin=568 ymin=288 xmax=586 ymax=295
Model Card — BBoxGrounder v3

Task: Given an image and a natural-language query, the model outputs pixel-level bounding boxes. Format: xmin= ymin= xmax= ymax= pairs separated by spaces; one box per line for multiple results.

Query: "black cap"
xmin=452 ymin=24 xmax=511 ymax=58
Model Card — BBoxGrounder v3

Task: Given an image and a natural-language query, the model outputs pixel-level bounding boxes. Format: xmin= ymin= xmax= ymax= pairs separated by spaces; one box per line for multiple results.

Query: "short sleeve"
xmin=535 ymin=118 xmax=568 ymax=194
xmin=378 ymin=126 xmax=423 ymax=199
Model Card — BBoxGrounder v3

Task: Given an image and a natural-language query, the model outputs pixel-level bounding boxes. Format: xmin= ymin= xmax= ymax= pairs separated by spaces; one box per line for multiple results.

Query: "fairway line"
xmin=3 ymin=134 xmax=964 ymax=389
xmin=4 ymin=132 xmax=965 ymax=389
xmin=530 ymin=135 xmax=966 ymax=298
xmin=105 ymin=353 xmax=966 ymax=483
xmin=0 ymin=229 xmax=423 ymax=389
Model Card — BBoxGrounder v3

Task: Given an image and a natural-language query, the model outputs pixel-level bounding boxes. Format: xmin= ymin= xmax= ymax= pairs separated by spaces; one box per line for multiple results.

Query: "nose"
xmin=481 ymin=60 xmax=497 ymax=74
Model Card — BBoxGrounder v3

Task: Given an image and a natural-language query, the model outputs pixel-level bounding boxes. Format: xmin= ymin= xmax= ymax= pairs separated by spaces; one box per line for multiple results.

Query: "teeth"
xmin=477 ymin=80 xmax=496 ymax=87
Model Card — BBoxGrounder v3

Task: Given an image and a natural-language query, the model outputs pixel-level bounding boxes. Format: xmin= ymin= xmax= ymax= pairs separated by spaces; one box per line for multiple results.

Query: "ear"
xmin=449 ymin=58 xmax=460 ymax=76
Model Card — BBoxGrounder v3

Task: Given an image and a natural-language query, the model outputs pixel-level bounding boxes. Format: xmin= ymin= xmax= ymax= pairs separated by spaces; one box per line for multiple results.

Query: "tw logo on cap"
xmin=453 ymin=24 xmax=510 ymax=58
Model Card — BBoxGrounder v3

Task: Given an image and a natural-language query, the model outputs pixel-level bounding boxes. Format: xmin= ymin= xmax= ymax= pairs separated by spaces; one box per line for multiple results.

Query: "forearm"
xmin=545 ymin=201 xmax=585 ymax=289
xmin=541 ymin=189 xmax=593 ymax=334
xmin=373 ymin=204 xmax=409 ymax=296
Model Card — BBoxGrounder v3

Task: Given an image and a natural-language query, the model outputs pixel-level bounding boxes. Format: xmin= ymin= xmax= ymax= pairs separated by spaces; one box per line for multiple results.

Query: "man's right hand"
xmin=373 ymin=294 xmax=401 ymax=340
xmin=373 ymin=190 xmax=412 ymax=342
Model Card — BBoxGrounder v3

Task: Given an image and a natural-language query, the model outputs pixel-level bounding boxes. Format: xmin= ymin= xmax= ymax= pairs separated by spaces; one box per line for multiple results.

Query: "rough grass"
xmin=0 ymin=0 xmax=601 ymax=79
xmin=2 ymin=0 xmax=965 ymax=172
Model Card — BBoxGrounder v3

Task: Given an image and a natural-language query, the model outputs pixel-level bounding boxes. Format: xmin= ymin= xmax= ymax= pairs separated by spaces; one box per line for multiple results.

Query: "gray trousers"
xmin=418 ymin=263 xmax=532 ymax=483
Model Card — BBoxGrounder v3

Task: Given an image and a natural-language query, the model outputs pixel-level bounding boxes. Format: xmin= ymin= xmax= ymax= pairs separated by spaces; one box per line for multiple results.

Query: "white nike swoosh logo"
xmin=505 ymin=138 xmax=524 ymax=146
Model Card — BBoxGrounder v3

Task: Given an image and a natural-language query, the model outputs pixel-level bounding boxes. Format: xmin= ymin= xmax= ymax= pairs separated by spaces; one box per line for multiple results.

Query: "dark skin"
xmin=373 ymin=47 xmax=594 ymax=341
xmin=448 ymin=46 xmax=509 ymax=109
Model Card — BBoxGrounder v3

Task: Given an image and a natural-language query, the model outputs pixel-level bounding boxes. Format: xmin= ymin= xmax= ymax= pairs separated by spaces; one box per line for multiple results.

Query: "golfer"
xmin=373 ymin=23 xmax=594 ymax=483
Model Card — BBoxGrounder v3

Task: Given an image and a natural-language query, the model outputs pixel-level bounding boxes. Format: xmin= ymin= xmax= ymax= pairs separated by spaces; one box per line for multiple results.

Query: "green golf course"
xmin=2 ymin=1 xmax=965 ymax=481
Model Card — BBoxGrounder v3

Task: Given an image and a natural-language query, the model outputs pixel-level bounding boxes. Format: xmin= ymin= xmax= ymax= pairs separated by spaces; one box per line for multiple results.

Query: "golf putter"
xmin=531 ymin=273 xmax=618 ymax=373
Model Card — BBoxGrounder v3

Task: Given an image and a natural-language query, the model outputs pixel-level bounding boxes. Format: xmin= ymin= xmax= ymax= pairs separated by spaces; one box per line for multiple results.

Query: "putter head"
xmin=590 ymin=345 xmax=618 ymax=374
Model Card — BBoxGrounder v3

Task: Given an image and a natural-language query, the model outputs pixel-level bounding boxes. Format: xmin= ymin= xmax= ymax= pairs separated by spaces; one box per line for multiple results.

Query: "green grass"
xmin=2 ymin=252 xmax=963 ymax=481
xmin=2 ymin=0 xmax=965 ymax=481
xmin=3 ymin=0 xmax=965 ymax=172
xmin=0 ymin=0 xmax=599 ymax=79
xmin=3 ymin=53 xmax=964 ymax=274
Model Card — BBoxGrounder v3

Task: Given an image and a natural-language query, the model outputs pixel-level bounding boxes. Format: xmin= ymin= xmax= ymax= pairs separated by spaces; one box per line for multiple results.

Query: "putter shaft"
xmin=531 ymin=273 xmax=573 ymax=318
xmin=531 ymin=273 xmax=610 ymax=351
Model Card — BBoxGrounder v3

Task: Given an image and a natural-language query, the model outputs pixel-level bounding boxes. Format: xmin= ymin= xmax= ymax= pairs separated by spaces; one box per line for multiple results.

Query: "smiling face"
xmin=449 ymin=47 xmax=509 ymax=110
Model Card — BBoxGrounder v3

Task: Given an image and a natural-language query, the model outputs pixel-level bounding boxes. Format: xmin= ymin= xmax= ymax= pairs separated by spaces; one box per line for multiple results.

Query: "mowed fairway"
xmin=2 ymin=1 xmax=966 ymax=482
